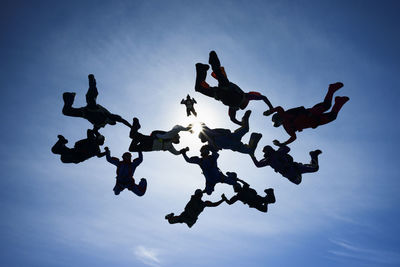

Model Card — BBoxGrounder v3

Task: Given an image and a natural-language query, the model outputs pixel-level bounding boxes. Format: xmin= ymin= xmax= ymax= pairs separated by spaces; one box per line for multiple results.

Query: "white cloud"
xmin=329 ymin=239 xmax=400 ymax=265
xmin=134 ymin=245 xmax=161 ymax=267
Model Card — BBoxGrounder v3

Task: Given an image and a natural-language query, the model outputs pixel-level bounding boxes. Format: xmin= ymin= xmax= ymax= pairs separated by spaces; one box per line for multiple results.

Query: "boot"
xmin=264 ymin=188 xmax=276 ymax=204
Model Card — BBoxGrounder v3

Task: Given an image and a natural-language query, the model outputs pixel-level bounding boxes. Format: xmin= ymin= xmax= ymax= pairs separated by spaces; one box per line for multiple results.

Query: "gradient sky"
xmin=1 ymin=0 xmax=399 ymax=266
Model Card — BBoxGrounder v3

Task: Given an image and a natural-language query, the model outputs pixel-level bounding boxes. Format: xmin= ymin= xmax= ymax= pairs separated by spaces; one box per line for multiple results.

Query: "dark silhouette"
xmin=105 ymin=147 xmax=147 ymax=196
xmin=198 ymin=110 xmax=262 ymax=155
xmin=251 ymin=144 xmax=321 ymax=185
xmin=180 ymin=145 xmax=238 ymax=195
xmin=222 ymin=174 xmax=275 ymax=212
xmin=264 ymin=82 xmax=349 ymax=146
xmin=195 ymin=51 xmax=273 ymax=125
xmin=165 ymin=189 xmax=225 ymax=228
xmin=129 ymin=118 xmax=192 ymax=155
xmin=51 ymin=129 xmax=106 ymax=163
xmin=62 ymin=74 xmax=131 ymax=130
xmin=181 ymin=94 xmax=197 ymax=117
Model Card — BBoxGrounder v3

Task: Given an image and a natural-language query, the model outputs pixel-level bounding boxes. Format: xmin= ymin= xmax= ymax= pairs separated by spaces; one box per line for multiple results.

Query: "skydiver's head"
xmin=122 ymin=152 xmax=132 ymax=162
xmin=233 ymin=183 xmax=242 ymax=192
xmin=194 ymin=189 xmax=203 ymax=198
xmin=186 ymin=94 xmax=190 ymax=99
xmin=96 ymin=135 xmax=105 ymax=145
xmin=263 ymin=145 xmax=275 ymax=157
xmin=272 ymin=113 xmax=283 ymax=127
xmin=198 ymin=132 xmax=207 ymax=143
xmin=200 ymin=145 xmax=210 ymax=157
xmin=172 ymin=134 xmax=180 ymax=144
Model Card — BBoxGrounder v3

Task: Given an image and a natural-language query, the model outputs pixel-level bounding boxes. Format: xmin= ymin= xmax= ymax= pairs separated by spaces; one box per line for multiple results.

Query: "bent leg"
xmin=228 ymin=107 xmax=242 ymax=126
xmin=245 ymin=91 xmax=273 ymax=110
xmin=62 ymin=93 xmax=85 ymax=118
xmin=129 ymin=178 xmax=147 ymax=196
xmin=113 ymin=182 xmax=125 ymax=195
xmin=108 ymin=113 xmax=131 ymax=128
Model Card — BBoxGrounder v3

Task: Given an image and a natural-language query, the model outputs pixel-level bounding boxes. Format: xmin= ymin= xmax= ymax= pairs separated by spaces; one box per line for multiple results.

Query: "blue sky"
xmin=1 ymin=0 xmax=399 ymax=266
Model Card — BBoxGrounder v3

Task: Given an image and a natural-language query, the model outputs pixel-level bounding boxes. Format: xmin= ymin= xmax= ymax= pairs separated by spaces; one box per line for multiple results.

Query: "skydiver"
xmin=51 ymin=129 xmax=106 ymax=164
xmin=250 ymin=144 xmax=321 ymax=185
xmin=105 ymin=147 xmax=147 ymax=196
xmin=129 ymin=117 xmax=192 ymax=155
xmin=180 ymin=145 xmax=238 ymax=195
xmin=181 ymin=94 xmax=197 ymax=117
xmin=165 ymin=189 xmax=225 ymax=228
xmin=221 ymin=173 xmax=275 ymax=213
xmin=263 ymin=82 xmax=349 ymax=146
xmin=195 ymin=50 xmax=273 ymax=125
xmin=62 ymin=74 xmax=131 ymax=130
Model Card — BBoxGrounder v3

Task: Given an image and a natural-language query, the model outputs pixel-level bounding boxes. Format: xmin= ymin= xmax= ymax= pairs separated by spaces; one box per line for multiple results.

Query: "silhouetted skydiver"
xmin=62 ymin=74 xmax=131 ymax=131
xmin=250 ymin=144 xmax=321 ymax=185
xmin=195 ymin=50 xmax=273 ymax=125
xmin=221 ymin=174 xmax=276 ymax=213
xmin=181 ymin=94 xmax=197 ymax=117
xmin=198 ymin=110 xmax=262 ymax=155
xmin=129 ymin=118 xmax=192 ymax=155
xmin=180 ymin=145 xmax=238 ymax=195
xmin=165 ymin=189 xmax=225 ymax=228
xmin=51 ymin=129 xmax=106 ymax=163
xmin=263 ymin=82 xmax=349 ymax=146
xmin=105 ymin=147 xmax=147 ymax=196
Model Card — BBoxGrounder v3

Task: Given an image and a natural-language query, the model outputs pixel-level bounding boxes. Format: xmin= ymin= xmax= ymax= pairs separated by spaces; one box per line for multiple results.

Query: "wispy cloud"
xmin=329 ymin=239 xmax=400 ymax=265
xmin=134 ymin=245 xmax=161 ymax=267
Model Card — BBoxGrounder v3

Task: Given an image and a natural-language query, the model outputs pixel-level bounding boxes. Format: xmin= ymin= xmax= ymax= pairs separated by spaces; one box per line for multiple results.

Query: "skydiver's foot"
xmin=309 ymin=149 xmax=322 ymax=158
xmin=328 ymin=82 xmax=344 ymax=93
xmin=264 ymin=188 xmax=276 ymax=204
xmin=248 ymin=132 xmax=262 ymax=154
xmin=165 ymin=213 xmax=174 ymax=220
xmin=57 ymin=135 xmax=68 ymax=144
xmin=334 ymin=96 xmax=350 ymax=106
xmin=263 ymin=109 xmax=274 ymax=116
xmin=209 ymin=51 xmax=221 ymax=67
xmin=62 ymin=92 xmax=76 ymax=105
xmin=132 ymin=117 xmax=141 ymax=131
xmin=195 ymin=63 xmax=210 ymax=72
xmin=241 ymin=110 xmax=252 ymax=125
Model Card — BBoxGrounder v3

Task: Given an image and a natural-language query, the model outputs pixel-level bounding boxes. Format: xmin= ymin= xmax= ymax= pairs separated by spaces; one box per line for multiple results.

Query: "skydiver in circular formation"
xmin=180 ymin=145 xmax=238 ymax=195
xmin=195 ymin=51 xmax=273 ymax=125
xmin=51 ymin=129 xmax=106 ymax=164
xmin=165 ymin=189 xmax=225 ymax=228
xmin=105 ymin=147 xmax=147 ymax=196
xmin=129 ymin=117 xmax=192 ymax=155
xmin=62 ymin=74 xmax=131 ymax=131
xmin=221 ymin=173 xmax=276 ymax=213
xmin=263 ymin=82 xmax=349 ymax=146
xmin=250 ymin=144 xmax=322 ymax=185
xmin=198 ymin=110 xmax=262 ymax=155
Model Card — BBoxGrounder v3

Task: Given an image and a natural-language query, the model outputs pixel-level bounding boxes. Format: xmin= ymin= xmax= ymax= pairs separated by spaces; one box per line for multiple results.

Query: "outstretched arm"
xmin=264 ymin=106 xmax=285 ymax=116
xmin=205 ymin=197 xmax=225 ymax=207
xmin=105 ymin=147 xmax=119 ymax=166
xmin=221 ymin=194 xmax=239 ymax=205
xmin=250 ymin=154 xmax=268 ymax=168
xmin=181 ymin=150 xmax=201 ymax=164
xmin=274 ymin=132 xmax=296 ymax=146
xmin=132 ymin=151 xmax=143 ymax=166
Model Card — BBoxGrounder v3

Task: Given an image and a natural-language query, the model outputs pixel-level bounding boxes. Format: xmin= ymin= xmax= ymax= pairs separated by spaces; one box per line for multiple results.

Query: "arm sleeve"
xmin=132 ymin=151 xmax=143 ymax=167
xmin=106 ymin=151 xmax=120 ymax=167
xmin=167 ymin=144 xmax=181 ymax=155
xmin=182 ymin=153 xmax=201 ymax=164
xmin=277 ymin=145 xmax=290 ymax=154
xmin=270 ymin=106 xmax=285 ymax=115
xmin=224 ymin=196 xmax=238 ymax=205
xmin=282 ymin=132 xmax=297 ymax=146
